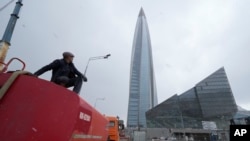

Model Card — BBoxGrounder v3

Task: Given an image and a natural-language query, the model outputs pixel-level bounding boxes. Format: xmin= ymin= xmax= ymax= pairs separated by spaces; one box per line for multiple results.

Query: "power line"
xmin=0 ymin=0 xmax=15 ymax=12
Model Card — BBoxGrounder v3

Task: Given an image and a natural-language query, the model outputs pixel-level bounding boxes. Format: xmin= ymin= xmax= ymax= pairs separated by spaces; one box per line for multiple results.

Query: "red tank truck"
xmin=0 ymin=1 xmax=109 ymax=141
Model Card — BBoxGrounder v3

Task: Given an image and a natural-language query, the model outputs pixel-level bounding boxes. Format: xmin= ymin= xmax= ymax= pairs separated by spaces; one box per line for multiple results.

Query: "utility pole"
xmin=83 ymin=54 xmax=111 ymax=76
xmin=0 ymin=0 xmax=23 ymax=71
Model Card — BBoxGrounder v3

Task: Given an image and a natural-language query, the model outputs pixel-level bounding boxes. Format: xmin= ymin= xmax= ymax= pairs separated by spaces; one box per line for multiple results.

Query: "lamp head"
xmin=104 ymin=54 xmax=111 ymax=59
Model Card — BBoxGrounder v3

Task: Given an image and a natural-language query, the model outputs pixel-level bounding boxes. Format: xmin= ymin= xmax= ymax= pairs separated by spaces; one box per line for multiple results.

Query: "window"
xmin=108 ymin=121 xmax=115 ymax=127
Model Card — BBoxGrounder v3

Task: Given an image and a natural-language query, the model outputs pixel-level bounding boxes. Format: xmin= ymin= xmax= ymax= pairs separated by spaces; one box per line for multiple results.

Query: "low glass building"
xmin=146 ymin=67 xmax=238 ymax=129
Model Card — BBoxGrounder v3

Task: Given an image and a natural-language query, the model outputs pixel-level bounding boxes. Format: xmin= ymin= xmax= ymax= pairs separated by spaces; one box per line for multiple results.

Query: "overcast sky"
xmin=1 ymin=0 xmax=250 ymax=124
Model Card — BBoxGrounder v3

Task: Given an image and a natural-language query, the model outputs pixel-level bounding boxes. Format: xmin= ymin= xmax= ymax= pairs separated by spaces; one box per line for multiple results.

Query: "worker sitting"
xmin=34 ymin=52 xmax=87 ymax=94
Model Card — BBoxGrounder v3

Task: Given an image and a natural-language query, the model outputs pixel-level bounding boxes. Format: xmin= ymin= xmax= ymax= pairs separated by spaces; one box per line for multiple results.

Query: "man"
xmin=34 ymin=52 xmax=87 ymax=94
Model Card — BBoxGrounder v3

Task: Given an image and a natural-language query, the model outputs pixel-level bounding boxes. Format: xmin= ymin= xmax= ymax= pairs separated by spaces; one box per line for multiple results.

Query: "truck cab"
xmin=106 ymin=116 xmax=125 ymax=141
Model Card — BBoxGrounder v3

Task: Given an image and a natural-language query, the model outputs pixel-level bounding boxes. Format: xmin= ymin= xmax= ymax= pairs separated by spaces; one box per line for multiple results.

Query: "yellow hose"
xmin=0 ymin=71 xmax=31 ymax=100
xmin=0 ymin=42 xmax=9 ymax=71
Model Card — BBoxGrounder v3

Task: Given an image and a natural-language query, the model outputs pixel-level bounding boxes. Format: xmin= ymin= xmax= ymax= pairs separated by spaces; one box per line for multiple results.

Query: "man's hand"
xmin=82 ymin=75 xmax=87 ymax=82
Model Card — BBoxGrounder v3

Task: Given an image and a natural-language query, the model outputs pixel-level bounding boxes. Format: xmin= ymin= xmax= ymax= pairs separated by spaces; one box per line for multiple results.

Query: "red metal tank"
xmin=0 ymin=72 xmax=109 ymax=141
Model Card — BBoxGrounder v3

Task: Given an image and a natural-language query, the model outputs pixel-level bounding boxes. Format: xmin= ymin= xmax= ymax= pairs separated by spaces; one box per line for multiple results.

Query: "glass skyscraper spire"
xmin=127 ymin=8 xmax=158 ymax=128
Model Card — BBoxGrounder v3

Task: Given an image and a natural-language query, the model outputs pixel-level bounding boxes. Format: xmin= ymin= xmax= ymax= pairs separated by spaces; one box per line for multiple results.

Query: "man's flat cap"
xmin=63 ymin=52 xmax=74 ymax=58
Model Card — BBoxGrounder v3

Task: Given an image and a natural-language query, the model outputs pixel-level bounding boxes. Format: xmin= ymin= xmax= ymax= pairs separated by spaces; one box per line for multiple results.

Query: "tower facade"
xmin=127 ymin=8 xmax=158 ymax=128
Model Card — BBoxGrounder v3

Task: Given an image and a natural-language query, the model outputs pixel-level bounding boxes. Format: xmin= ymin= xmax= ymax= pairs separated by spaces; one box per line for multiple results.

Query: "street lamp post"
xmin=94 ymin=97 xmax=105 ymax=108
xmin=83 ymin=54 xmax=111 ymax=76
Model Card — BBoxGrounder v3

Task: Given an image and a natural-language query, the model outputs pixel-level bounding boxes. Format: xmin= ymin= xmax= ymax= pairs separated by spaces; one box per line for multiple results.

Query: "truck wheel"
xmin=107 ymin=136 xmax=110 ymax=141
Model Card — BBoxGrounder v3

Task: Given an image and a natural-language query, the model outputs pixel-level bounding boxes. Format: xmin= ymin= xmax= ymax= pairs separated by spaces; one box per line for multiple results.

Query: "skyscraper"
xmin=127 ymin=8 xmax=158 ymax=128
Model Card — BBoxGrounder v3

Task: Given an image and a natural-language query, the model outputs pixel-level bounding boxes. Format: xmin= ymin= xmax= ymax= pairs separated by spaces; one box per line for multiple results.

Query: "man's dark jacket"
xmin=34 ymin=59 xmax=87 ymax=82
